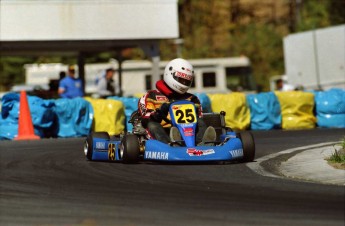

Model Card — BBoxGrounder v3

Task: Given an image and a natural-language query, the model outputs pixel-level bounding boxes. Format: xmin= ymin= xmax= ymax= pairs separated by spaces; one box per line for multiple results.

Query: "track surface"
xmin=0 ymin=129 xmax=344 ymax=226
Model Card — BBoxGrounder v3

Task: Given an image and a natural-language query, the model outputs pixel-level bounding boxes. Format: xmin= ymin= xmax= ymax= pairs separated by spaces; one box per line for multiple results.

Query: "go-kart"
xmin=84 ymin=100 xmax=255 ymax=163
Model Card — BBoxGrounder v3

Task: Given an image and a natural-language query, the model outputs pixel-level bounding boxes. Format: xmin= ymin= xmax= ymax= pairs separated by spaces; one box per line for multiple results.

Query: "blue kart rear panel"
xmin=91 ymin=138 xmax=121 ymax=161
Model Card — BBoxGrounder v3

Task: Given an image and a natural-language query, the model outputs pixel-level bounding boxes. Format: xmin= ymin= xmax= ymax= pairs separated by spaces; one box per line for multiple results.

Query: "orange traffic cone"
xmin=15 ymin=91 xmax=40 ymax=140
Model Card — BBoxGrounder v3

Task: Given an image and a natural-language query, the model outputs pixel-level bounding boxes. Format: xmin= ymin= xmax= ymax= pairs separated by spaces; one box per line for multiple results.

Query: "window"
xmin=145 ymin=75 xmax=152 ymax=90
xmin=202 ymin=72 xmax=216 ymax=87
xmin=146 ymin=74 xmax=165 ymax=90
xmin=225 ymin=66 xmax=255 ymax=91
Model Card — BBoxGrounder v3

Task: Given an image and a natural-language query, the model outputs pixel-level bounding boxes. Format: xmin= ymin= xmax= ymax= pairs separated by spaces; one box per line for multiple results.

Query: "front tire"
xmin=121 ymin=134 xmax=140 ymax=164
xmin=238 ymin=131 xmax=255 ymax=162
xmin=85 ymin=132 xmax=110 ymax=160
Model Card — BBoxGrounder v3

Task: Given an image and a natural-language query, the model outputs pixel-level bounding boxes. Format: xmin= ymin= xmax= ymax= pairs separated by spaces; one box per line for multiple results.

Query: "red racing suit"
xmin=138 ymin=80 xmax=203 ymax=128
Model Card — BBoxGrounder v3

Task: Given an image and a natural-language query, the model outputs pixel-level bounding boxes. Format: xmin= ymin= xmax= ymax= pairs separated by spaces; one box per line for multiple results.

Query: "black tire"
xmin=238 ymin=131 xmax=255 ymax=162
xmin=85 ymin=132 xmax=110 ymax=161
xmin=121 ymin=134 xmax=140 ymax=164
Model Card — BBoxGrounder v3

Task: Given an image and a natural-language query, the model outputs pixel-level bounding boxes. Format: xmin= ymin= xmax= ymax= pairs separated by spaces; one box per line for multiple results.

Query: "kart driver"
xmin=137 ymin=58 xmax=216 ymax=145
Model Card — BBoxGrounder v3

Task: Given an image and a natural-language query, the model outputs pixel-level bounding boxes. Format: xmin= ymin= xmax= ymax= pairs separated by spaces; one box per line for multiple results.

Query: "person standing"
xmin=96 ymin=67 xmax=117 ymax=98
xmin=58 ymin=65 xmax=84 ymax=98
xmin=275 ymin=78 xmax=284 ymax=91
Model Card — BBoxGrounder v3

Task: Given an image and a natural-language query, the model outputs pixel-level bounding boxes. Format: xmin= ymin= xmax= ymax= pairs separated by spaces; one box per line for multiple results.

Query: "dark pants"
xmin=146 ymin=118 xmax=207 ymax=144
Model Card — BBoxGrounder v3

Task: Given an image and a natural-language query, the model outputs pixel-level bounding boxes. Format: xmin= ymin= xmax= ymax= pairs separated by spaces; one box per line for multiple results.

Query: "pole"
xmin=312 ymin=29 xmax=322 ymax=90
xmin=78 ymin=52 xmax=86 ymax=94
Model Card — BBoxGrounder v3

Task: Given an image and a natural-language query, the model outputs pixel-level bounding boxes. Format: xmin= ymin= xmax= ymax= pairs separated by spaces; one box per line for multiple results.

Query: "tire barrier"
xmin=107 ymin=96 xmax=139 ymax=132
xmin=0 ymin=93 xmax=23 ymax=140
xmin=246 ymin=92 xmax=281 ymax=130
xmin=0 ymin=89 xmax=344 ymax=140
xmin=84 ymin=97 xmax=125 ymax=136
xmin=54 ymin=98 xmax=94 ymax=138
xmin=313 ymin=88 xmax=345 ymax=128
xmin=275 ymin=91 xmax=316 ymax=130
xmin=208 ymin=93 xmax=250 ymax=131
xmin=194 ymin=93 xmax=212 ymax=113
xmin=0 ymin=92 xmax=55 ymax=140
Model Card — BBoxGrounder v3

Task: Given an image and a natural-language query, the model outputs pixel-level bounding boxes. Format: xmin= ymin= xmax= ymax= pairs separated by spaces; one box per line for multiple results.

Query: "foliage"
xmin=172 ymin=0 xmax=344 ymax=91
xmin=328 ymin=149 xmax=345 ymax=164
xmin=175 ymin=0 xmax=290 ymax=90
xmin=296 ymin=0 xmax=332 ymax=31
xmin=229 ymin=23 xmax=285 ymax=90
xmin=329 ymin=0 xmax=345 ymax=25
xmin=339 ymin=136 xmax=345 ymax=150
xmin=327 ymin=137 xmax=345 ymax=165
xmin=0 ymin=56 xmax=35 ymax=91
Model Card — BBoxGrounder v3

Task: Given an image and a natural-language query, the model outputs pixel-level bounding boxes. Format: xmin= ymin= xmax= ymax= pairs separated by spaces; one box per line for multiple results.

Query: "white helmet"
xmin=163 ymin=58 xmax=194 ymax=94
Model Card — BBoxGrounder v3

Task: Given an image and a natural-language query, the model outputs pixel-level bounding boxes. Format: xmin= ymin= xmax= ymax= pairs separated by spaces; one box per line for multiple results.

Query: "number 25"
xmin=176 ymin=109 xmax=195 ymax=123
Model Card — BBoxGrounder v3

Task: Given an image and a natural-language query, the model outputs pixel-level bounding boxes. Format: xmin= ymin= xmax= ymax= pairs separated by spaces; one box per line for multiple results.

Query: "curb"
xmin=246 ymin=142 xmax=345 ymax=186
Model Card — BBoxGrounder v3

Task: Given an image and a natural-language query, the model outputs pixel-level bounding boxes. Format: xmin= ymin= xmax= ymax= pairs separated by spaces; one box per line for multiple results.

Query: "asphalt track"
xmin=0 ymin=128 xmax=344 ymax=226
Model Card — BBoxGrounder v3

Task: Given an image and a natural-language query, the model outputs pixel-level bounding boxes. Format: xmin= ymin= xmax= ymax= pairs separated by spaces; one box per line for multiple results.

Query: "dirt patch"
xmin=327 ymin=162 xmax=345 ymax=170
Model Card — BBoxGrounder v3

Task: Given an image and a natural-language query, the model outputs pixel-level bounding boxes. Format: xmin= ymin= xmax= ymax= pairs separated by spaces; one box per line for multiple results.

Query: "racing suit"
xmin=137 ymin=80 xmax=207 ymax=144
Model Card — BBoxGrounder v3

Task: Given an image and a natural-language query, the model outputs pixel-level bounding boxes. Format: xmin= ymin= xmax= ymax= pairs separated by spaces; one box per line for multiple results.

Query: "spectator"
xmin=275 ymin=78 xmax=284 ymax=91
xmin=275 ymin=78 xmax=295 ymax=91
xmin=59 ymin=71 xmax=66 ymax=80
xmin=96 ymin=67 xmax=117 ymax=98
xmin=58 ymin=65 xmax=84 ymax=98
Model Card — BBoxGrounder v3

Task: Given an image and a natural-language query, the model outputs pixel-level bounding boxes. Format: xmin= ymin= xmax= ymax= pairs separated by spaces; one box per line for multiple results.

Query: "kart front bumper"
xmin=143 ymin=138 xmax=243 ymax=161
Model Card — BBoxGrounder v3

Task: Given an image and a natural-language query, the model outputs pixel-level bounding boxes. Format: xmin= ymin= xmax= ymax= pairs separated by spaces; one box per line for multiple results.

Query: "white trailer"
xmin=282 ymin=25 xmax=345 ymax=90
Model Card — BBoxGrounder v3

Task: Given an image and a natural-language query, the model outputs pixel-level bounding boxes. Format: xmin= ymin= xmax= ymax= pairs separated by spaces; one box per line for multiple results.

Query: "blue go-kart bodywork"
xmin=84 ymin=100 xmax=255 ymax=163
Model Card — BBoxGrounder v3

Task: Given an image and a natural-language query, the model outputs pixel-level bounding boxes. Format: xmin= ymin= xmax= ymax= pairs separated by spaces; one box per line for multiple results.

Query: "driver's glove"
xmin=159 ymin=103 xmax=170 ymax=116
xmin=151 ymin=103 xmax=170 ymax=123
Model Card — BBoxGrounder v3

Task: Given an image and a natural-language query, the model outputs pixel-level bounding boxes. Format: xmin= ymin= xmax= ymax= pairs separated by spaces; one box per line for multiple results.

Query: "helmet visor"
xmin=173 ymin=71 xmax=193 ymax=87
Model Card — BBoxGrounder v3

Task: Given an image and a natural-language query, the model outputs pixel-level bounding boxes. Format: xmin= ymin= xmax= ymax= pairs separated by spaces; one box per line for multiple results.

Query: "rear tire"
xmin=85 ymin=132 xmax=110 ymax=160
xmin=121 ymin=134 xmax=140 ymax=164
xmin=238 ymin=131 xmax=255 ymax=162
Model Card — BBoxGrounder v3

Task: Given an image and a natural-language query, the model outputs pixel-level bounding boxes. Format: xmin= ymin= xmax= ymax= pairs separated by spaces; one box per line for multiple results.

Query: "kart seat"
xmin=202 ymin=112 xmax=227 ymax=138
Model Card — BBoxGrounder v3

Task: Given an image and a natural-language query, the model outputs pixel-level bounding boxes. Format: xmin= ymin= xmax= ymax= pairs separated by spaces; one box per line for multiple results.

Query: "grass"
xmin=327 ymin=137 xmax=345 ymax=169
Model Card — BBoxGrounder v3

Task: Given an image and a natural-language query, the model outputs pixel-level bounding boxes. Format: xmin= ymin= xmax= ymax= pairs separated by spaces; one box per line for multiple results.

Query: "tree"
xmin=0 ymin=56 xmax=35 ymax=91
xmin=296 ymin=0 xmax=331 ymax=31
xmin=178 ymin=0 xmax=231 ymax=59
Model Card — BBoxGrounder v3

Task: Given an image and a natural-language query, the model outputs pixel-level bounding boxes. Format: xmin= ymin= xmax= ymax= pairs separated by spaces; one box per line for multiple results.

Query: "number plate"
xmin=171 ymin=104 xmax=197 ymax=124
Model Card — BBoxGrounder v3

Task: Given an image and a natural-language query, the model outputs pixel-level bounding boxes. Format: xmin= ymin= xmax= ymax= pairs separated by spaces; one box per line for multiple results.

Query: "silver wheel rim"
xmin=120 ymin=143 xmax=124 ymax=159
xmin=84 ymin=141 xmax=89 ymax=156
